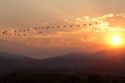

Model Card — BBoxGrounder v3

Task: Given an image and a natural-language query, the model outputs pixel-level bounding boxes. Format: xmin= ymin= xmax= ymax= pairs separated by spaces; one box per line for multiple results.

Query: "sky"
xmin=0 ymin=0 xmax=125 ymax=58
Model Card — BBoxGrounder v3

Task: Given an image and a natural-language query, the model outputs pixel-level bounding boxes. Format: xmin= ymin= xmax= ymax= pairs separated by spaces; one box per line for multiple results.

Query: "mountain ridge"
xmin=0 ymin=49 xmax=125 ymax=74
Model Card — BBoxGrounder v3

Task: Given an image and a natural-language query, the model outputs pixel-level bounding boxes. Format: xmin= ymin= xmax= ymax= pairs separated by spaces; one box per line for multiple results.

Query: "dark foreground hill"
xmin=1 ymin=48 xmax=125 ymax=74
xmin=1 ymin=49 xmax=125 ymax=83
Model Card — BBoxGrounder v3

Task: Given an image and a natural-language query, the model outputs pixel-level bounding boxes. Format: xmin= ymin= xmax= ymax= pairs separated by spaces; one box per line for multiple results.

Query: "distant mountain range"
xmin=0 ymin=48 xmax=125 ymax=75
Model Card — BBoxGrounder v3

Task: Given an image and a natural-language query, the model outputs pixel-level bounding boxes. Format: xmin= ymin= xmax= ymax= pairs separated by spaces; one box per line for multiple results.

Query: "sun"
xmin=107 ymin=34 xmax=123 ymax=47
xmin=106 ymin=32 xmax=124 ymax=47
xmin=111 ymin=36 xmax=121 ymax=45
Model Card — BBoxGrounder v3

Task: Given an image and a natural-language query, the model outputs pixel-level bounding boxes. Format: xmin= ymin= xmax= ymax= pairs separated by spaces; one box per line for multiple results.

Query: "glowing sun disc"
xmin=111 ymin=36 xmax=121 ymax=45
xmin=106 ymin=32 xmax=125 ymax=48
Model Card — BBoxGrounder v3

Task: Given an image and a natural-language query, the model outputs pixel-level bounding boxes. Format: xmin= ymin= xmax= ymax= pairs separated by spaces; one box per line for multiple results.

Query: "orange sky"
xmin=0 ymin=0 xmax=125 ymax=58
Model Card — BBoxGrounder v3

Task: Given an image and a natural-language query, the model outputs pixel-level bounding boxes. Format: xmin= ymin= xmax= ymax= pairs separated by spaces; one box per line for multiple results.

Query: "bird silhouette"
xmin=84 ymin=24 xmax=86 ymax=27
xmin=39 ymin=32 xmax=42 ymax=34
xmin=34 ymin=27 xmax=37 ymax=30
xmin=23 ymin=34 xmax=27 ymax=36
xmin=89 ymin=24 xmax=92 ymax=26
xmin=57 ymin=26 xmax=60 ymax=28
xmin=70 ymin=25 xmax=73 ymax=27
xmin=2 ymin=32 xmax=5 ymax=34
xmin=46 ymin=27 xmax=50 ymax=29
xmin=77 ymin=24 xmax=80 ymax=27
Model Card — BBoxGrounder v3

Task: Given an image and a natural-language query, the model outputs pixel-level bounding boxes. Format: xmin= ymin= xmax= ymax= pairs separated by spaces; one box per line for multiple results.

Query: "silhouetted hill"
xmin=0 ymin=52 xmax=39 ymax=75
xmin=1 ymin=49 xmax=125 ymax=75
xmin=39 ymin=52 xmax=102 ymax=70
xmin=0 ymin=52 xmax=35 ymax=61
xmin=39 ymin=49 xmax=125 ymax=74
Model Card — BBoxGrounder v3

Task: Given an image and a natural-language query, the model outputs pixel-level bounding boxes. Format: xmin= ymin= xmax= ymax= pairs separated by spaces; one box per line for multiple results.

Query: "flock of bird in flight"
xmin=1 ymin=23 xmax=98 ymax=37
